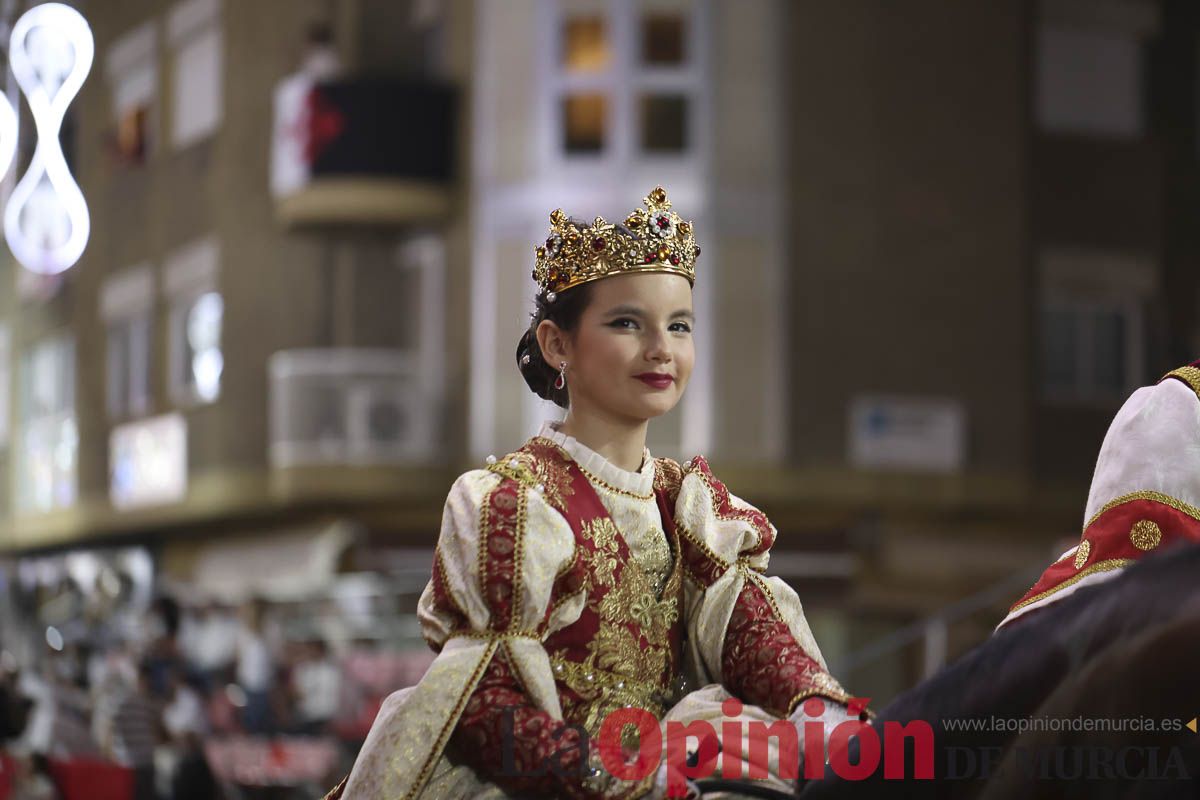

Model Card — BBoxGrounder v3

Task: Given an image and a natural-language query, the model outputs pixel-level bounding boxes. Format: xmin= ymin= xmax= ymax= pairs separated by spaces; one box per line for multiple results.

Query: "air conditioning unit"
xmin=269 ymin=349 xmax=435 ymax=467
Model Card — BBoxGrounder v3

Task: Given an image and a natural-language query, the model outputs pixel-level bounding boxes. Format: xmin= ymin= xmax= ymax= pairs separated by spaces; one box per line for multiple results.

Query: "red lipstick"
xmin=634 ymin=373 xmax=674 ymax=389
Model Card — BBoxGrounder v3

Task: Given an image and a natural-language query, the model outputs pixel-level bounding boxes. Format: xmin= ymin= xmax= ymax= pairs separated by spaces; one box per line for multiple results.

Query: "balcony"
xmin=271 ymin=78 xmax=456 ymax=228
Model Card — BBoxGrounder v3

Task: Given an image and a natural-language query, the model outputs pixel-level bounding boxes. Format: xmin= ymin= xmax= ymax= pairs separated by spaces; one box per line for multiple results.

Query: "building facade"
xmin=0 ymin=0 xmax=1192 ymax=701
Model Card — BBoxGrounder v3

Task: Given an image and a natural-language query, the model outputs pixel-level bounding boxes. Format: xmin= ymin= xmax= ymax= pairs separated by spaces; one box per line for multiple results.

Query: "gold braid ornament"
xmin=532 ymin=185 xmax=699 ymax=296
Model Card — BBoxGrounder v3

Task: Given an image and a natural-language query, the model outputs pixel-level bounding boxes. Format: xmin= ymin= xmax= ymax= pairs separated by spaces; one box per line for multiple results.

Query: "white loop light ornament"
xmin=0 ymin=94 xmax=17 ymax=189
xmin=5 ymin=3 xmax=93 ymax=275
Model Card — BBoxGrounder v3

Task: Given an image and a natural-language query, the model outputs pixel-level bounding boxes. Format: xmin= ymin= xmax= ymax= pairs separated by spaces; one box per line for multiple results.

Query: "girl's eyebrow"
xmin=604 ymin=305 xmax=695 ymax=321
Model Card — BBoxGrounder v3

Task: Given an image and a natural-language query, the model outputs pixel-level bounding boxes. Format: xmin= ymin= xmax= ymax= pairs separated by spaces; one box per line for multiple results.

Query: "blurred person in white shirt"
xmin=180 ymin=601 xmax=238 ymax=687
xmin=291 ymin=639 xmax=341 ymax=736
xmin=236 ymin=598 xmax=275 ymax=734
xmin=161 ymin=666 xmax=216 ymax=800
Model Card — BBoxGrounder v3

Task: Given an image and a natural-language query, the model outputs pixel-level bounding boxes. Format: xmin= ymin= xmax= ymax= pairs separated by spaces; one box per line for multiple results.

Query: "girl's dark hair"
xmin=516 ymin=282 xmax=595 ymax=409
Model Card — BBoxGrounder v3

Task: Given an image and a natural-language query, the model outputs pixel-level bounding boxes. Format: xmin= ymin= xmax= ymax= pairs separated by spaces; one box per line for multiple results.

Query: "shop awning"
xmin=182 ymin=521 xmax=357 ymax=603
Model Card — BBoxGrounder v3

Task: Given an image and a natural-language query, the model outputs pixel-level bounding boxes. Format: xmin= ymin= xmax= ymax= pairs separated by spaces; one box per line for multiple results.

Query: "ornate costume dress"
xmin=331 ymin=421 xmax=854 ymax=799
xmin=999 ymin=362 xmax=1200 ymax=629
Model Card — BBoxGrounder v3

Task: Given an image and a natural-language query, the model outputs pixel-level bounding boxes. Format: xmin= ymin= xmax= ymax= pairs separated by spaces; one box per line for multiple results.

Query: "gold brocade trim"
xmin=1160 ymin=365 xmax=1200 ymax=399
xmin=502 ymin=639 xmax=532 ymax=698
xmin=785 ymin=677 xmax=853 ymax=717
xmin=578 ymin=464 xmax=656 ymax=501
xmin=676 ymin=521 xmax=730 ymax=571
xmin=1008 ymin=558 xmax=1133 ymax=615
xmin=1082 ymin=490 xmax=1200 ymax=535
xmin=653 ymin=457 xmax=684 ymax=498
xmin=511 ymin=488 xmax=529 ymax=631
xmin=476 ymin=486 xmax=492 ymax=604
xmin=321 ymin=775 xmax=347 ymax=800
xmin=529 ymin=435 xmax=657 ymax=501
xmin=744 ymin=567 xmax=784 ymax=623
xmin=487 ymin=443 xmax=577 ymax=512
xmin=447 ymin=629 xmax=544 ymax=642
xmin=433 ymin=547 xmax=469 ymax=621
xmin=402 ymin=639 xmax=500 ymax=800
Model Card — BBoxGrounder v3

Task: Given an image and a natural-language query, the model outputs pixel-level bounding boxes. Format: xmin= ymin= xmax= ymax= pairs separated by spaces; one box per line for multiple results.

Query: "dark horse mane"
xmin=800 ymin=541 xmax=1200 ymax=799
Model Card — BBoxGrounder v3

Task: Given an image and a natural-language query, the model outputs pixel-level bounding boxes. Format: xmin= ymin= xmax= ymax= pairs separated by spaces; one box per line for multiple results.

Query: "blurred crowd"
xmin=0 ymin=592 xmax=418 ymax=800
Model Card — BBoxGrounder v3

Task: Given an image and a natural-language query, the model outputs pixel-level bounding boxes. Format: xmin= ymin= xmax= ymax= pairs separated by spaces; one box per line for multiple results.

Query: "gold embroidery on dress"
xmin=554 ymin=524 xmax=684 ymax=739
xmin=485 ymin=447 xmax=576 ymax=513
xmin=579 ymin=518 xmax=620 ymax=589
xmin=653 ymin=457 xmax=684 ymax=499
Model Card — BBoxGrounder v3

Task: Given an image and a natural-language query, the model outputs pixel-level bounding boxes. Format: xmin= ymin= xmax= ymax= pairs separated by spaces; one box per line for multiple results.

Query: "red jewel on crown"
xmin=652 ymin=213 xmax=674 ymax=239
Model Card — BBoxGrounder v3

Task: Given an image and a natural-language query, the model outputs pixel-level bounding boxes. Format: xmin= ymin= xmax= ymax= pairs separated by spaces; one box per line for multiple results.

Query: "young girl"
xmin=330 ymin=187 xmax=859 ymax=799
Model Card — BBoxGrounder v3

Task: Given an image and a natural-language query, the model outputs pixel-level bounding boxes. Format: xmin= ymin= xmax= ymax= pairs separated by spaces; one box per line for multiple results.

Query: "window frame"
xmin=163 ymin=236 xmax=222 ymax=408
xmin=541 ymin=0 xmax=707 ymax=175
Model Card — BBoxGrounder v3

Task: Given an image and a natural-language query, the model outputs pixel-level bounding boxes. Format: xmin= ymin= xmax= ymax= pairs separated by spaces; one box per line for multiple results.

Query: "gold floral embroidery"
xmin=557 ymin=524 xmax=685 ymax=739
xmin=579 ymin=518 xmax=620 ymax=588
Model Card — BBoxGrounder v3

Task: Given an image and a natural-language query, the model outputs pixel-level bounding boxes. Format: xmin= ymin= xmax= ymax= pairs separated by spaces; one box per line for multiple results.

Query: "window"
xmin=107 ymin=316 xmax=152 ymax=419
xmin=1039 ymin=300 xmax=1140 ymax=402
xmin=1038 ymin=248 xmax=1150 ymax=403
xmin=1035 ymin=26 xmax=1142 ymax=138
xmin=563 ymin=94 xmax=608 ymax=153
xmin=17 ymin=336 xmax=76 ymax=513
xmin=164 ymin=236 xmax=221 ymax=405
xmin=105 ymin=22 xmax=158 ymax=164
xmin=550 ymin=0 xmax=700 ymax=162
xmin=102 ymin=265 xmax=154 ymax=420
xmin=563 ymin=16 xmax=610 ymax=72
xmin=168 ymin=0 xmax=223 ymax=149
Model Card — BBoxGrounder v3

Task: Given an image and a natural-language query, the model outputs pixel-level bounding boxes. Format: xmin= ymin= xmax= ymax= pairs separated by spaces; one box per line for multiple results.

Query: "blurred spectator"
xmin=290 ymin=639 xmax=341 ymax=736
xmin=161 ymin=667 xmax=215 ymax=800
xmin=236 ymin=599 xmax=275 ymax=735
xmin=16 ymin=664 xmax=98 ymax=759
xmin=179 ymin=601 xmax=238 ymax=689
xmin=105 ymin=664 xmax=159 ymax=800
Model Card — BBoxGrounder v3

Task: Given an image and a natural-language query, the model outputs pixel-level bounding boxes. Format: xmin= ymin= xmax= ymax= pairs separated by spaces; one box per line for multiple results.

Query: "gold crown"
xmin=532 ymin=186 xmax=699 ymax=296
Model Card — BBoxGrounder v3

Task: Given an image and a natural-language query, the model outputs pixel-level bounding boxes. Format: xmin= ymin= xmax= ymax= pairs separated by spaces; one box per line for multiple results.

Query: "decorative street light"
xmin=2 ymin=2 xmax=92 ymax=275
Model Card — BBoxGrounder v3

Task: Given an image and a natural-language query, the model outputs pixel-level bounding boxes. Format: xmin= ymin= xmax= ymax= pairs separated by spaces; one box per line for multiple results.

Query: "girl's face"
xmin=545 ymin=272 xmax=695 ymax=424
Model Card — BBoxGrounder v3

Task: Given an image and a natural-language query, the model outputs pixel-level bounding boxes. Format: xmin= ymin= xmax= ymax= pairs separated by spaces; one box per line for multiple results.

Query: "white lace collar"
xmin=536 ymin=420 xmax=656 ymax=497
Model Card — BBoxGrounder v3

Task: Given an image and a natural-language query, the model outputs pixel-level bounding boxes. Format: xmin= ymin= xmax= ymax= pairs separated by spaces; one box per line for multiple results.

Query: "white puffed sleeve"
xmin=673 ymin=457 xmax=844 ymax=712
xmin=342 ymin=468 xmax=582 ymax=800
